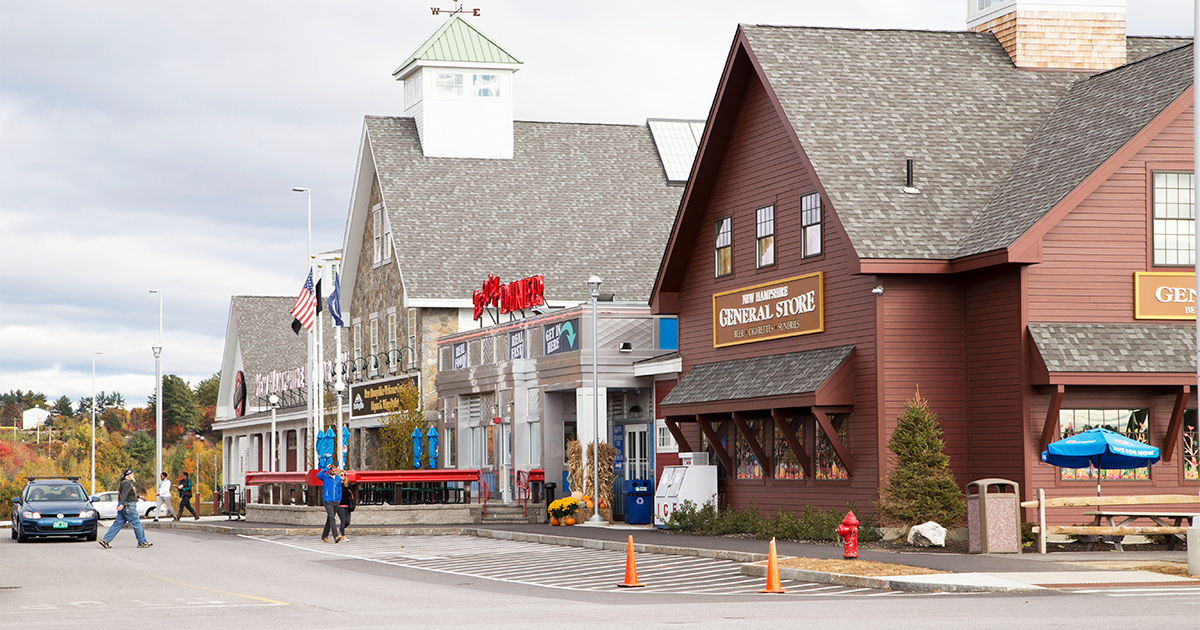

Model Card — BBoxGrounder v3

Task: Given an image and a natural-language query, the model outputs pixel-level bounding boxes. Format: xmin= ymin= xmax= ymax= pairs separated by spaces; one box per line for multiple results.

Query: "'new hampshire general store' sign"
xmin=712 ymin=273 xmax=824 ymax=347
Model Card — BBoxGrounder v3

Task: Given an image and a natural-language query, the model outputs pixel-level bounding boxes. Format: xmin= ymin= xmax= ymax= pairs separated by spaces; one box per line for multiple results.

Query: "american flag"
xmin=290 ymin=269 xmax=317 ymax=332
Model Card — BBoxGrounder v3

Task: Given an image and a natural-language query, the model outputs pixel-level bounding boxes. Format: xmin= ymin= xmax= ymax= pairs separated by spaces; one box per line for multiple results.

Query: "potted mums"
xmin=547 ymin=497 xmax=580 ymax=526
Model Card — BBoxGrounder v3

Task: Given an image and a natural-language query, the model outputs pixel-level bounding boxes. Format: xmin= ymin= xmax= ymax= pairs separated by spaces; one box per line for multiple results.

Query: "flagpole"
xmin=317 ymin=260 xmax=325 ymax=463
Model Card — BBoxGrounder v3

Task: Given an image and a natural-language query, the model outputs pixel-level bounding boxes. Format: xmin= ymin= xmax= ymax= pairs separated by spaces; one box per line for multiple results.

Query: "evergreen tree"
xmin=52 ymin=396 xmax=74 ymax=418
xmin=160 ymin=375 xmax=202 ymax=434
xmin=876 ymin=390 xmax=966 ymax=527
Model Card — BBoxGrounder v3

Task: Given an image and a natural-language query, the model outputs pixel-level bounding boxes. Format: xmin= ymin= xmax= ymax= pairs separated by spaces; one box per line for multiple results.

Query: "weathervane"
xmin=431 ymin=1 xmax=480 ymax=17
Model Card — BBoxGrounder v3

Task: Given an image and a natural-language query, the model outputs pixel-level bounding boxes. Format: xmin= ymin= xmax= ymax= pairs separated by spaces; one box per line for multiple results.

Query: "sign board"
xmin=1134 ymin=272 xmax=1196 ymax=320
xmin=509 ymin=330 xmax=525 ymax=360
xmin=711 ymin=272 xmax=823 ymax=347
xmin=473 ymin=274 xmax=545 ymax=321
xmin=613 ymin=424 xmax=625 ymax=471
xmin=349 ymin=375 xmax=417 ymax=419
xmin=543 ymin=318 xmax=580 ymax=356
xmin=452 ymin=342 xmax=467 ymax=369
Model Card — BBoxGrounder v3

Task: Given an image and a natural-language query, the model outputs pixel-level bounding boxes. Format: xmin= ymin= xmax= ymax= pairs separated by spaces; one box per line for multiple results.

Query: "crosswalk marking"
xmin=243 ymin=534 xmax=952 ymax=597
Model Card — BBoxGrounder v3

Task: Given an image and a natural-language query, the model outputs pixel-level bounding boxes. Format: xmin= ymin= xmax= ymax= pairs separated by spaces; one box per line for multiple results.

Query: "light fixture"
xmin=872 ymin=285 xmax=884 ymax=295
xmin=619 ymin=342 xmax=633 ymax=352
xmin=586 ymin=275 xmax=604 ymax=523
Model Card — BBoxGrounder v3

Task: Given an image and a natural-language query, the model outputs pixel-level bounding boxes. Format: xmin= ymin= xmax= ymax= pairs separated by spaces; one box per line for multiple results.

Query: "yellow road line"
xmin=153 ymin=575 xmax=289 ymax=606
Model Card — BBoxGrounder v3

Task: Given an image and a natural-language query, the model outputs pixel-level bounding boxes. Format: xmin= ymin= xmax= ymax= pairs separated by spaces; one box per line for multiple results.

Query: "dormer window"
xmin=436 ymin=72 xmax=464 ymax=97
xmin=473 ymin=74 xmax=499 ymax=97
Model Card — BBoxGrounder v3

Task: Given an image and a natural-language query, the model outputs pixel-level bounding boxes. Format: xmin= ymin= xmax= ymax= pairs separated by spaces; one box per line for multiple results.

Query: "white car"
xmin=89 ymin=491 xmax=160 ymax=520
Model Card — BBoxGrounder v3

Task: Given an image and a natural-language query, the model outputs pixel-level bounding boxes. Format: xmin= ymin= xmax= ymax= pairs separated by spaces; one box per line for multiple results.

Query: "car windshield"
xmin=28 ymin=484 xmax=86 ymax=501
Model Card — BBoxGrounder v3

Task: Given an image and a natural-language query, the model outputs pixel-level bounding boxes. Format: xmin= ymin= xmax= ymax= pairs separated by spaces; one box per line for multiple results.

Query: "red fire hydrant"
xmin=836 ymin=511 xmax=859 ymax=559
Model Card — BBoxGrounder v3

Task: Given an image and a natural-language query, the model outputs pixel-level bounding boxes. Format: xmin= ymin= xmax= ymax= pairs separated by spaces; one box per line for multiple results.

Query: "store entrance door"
xmin=624 ymin=424 xmax=650 ymax=480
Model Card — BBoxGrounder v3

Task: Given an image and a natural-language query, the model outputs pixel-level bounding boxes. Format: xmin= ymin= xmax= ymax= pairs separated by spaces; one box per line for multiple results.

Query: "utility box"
xmin=654 ymin=464 xmax=717 ymax=528
xmin=966 ymin=478 xmax=1021 ymax=554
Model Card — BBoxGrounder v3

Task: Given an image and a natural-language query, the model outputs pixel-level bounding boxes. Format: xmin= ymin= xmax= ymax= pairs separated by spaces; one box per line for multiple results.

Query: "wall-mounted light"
xmin=619 ymin=342 xmax=633 ymax=352
xmin=871 ymin=285 xmax=885 ymax=295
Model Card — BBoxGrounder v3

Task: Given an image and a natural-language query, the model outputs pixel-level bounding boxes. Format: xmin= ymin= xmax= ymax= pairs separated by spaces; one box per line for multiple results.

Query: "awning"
xmin=660 ymin=345 xmax=854 ymax=414
xmin=1028 ymin=323 xmax=1195 ymax=385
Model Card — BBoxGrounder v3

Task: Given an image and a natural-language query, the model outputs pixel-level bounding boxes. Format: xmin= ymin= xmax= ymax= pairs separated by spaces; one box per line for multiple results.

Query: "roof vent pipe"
xmin=903 ymin=158 xmax=920 ymax=194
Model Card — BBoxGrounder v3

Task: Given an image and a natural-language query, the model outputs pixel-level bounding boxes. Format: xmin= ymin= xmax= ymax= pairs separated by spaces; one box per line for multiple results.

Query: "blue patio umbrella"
xmin=412 ymin=427 xmax=423 ymax=469
xmin=342 ymin=425 xmax=350 ymax=466
xmin=1041 ymin=428 xmax=1160 ymax=494
xmin=317 ymin=428 xmax=335 ymax=469
xmin=427 ymin=426 xmax=440 ymax=470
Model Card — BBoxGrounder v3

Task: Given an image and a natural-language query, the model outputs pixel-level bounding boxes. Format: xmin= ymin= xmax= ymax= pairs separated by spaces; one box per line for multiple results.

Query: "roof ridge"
xmin=1083 ymin=40 xmax=1193 ymax=82
xmin=393 ymin=16 xmax=521 ymax=76
xmin=740 ymin=23 xmax=990 ymax=37
xmin=364 ymin=115 xmax=652 ymax=129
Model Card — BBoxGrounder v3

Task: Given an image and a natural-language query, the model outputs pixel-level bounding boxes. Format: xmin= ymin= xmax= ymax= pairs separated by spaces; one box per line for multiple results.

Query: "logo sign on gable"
xmin=712 ymin=272 xmax=824 ymax=348
xmin=1134 ymin=272 xmax=1196 ymax=320
xmin=544 ymin=318 xmax=580 ymax=356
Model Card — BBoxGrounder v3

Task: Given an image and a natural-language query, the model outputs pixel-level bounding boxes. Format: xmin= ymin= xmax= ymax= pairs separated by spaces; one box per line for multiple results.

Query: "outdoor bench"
xmin=1020 ymin=490 xmax=1198 ymax=553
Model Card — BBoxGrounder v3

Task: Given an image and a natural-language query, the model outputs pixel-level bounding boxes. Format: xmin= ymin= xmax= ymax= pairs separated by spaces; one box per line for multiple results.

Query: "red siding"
xmin=669 ymin=71 xmax=881 ymax=515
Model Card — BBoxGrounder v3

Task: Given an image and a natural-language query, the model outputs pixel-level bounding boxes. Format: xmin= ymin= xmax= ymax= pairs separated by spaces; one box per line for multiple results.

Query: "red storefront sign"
xmin=473 ymin=274 xmax=545 ymax=320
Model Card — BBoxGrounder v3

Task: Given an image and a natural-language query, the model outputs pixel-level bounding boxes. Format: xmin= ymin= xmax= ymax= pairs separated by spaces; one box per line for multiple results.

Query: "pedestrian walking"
xmin=99 ymin=469 xmax=151 ymax=549
xmin=154 ymin=472 xmax=176 ymax=522
xmin=175 ymin=471 xmax=198 ymax=520
xmin=336 ymin=480 xmax=355 ymax=542
xmin=317 ymin=464 xmax=343 ymax=543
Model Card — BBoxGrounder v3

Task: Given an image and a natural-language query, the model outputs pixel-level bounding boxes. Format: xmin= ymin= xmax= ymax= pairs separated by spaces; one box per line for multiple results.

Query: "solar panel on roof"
xmin=648 ymin=119 xmax=705 ymax=183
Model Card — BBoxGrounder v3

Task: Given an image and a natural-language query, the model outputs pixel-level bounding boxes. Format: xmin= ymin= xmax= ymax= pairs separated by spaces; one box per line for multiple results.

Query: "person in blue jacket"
xmin=317 ymin=464 xmax=343 ymax=543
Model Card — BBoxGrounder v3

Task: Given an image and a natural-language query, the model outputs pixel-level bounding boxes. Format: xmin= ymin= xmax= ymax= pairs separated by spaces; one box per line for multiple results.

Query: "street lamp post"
xmin=293 ymin=186 xmax=314 ymax=469
xmin=90 ymin=351 xmax=102 ymax=496
xmin=586 ymin=275 xmax=604 ymax=524
xmin=269 ymin=395 xmax=280 ymax=472
xmin=149 ymin=289 xmax=163 ymax=492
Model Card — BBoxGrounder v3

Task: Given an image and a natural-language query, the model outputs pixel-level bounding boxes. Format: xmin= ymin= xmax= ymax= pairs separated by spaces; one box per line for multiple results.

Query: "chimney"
xmin=967 ymin=0 xmax=1127 ymax=71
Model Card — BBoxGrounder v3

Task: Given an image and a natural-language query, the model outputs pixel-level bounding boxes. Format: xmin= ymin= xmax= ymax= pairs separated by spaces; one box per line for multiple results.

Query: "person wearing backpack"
xmin=175 ymin=472 xmax=198 ymax=520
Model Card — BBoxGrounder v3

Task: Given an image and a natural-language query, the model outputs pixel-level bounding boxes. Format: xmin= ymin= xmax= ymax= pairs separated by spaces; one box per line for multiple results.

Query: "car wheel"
xmin=9 ymin=526 xmax=15 ymax=540
xmin=16 ymin=524 xmax=28 ymax=543
xmin=145 ymin=507 xmax=155 ymax=518
xmin=86 ymin=529 xmax=97 ymax=542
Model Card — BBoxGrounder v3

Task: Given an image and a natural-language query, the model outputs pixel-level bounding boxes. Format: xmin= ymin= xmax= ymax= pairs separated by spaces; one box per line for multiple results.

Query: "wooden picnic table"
xmin=1080 ymin=510 xmax=1198 ymax=551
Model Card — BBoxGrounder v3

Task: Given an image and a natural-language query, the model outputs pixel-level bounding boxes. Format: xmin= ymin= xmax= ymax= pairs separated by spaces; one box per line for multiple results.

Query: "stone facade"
xmin=971 ymin=10 xmax=1126 ymax=71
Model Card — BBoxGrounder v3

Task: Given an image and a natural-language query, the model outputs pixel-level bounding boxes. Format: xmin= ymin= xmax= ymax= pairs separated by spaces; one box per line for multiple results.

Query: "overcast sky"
xmin=0 ymin=0 xmax=1191 ymax=409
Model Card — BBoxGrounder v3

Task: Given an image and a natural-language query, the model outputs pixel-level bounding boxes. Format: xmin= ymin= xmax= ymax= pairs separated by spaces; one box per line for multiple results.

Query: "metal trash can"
xmin=223 ymin=484 xmax=245 ymax=520
xmin=623 ymin=479 xmax=653 ymax=525
xmin=966 ymin=478 xmax=1021 ymax=553
xmin=542 ymin=482 xmax=557 ymax=523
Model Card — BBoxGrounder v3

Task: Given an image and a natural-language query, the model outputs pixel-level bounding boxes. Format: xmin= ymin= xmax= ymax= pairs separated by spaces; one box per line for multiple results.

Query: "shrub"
xmin=876 ymin=390 xmax=966 ymax=527
xmin=665 ymin=501 xmax=882 ymax=542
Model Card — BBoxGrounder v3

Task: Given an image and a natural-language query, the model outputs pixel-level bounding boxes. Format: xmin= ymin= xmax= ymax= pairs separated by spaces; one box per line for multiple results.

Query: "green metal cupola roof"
xmin=393 ymin=16 xmax=522 ymax=78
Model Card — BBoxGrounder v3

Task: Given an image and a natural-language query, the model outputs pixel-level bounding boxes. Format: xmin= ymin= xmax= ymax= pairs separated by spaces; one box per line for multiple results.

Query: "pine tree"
xmin=876 ymin=390 xmax=966 ymax=527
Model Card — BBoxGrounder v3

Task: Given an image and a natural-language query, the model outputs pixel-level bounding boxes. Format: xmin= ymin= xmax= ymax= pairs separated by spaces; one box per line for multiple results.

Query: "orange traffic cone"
xmin=617 ymin=535 xmax=645 ymax=587
xmin=760 ymin=537 xmax=786 ymax=593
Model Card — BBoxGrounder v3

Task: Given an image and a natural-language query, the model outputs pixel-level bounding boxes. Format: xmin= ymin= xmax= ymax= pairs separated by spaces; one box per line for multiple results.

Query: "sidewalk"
xmin=143 ymin=517 xmax=1198 ymax=593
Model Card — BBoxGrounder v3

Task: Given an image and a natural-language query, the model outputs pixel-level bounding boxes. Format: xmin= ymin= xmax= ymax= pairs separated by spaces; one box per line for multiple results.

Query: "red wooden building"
xmin=650 ymin=3 xmax=1197 ymax=524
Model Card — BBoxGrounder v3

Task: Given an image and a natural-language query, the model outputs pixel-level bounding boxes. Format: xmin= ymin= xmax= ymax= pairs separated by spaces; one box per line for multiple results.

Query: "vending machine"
xmin=654 ymin=454 xmax=718 ymax=528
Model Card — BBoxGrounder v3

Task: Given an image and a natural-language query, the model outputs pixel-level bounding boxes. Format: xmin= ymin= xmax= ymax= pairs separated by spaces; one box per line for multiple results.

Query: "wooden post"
xmin=1038 ymin=488 xmax=1047 ymax=555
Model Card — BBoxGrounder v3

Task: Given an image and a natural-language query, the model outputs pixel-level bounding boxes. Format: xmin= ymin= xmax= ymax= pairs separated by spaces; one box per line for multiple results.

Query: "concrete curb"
xmin=737 ymin=563 xmax=1040 ymax=593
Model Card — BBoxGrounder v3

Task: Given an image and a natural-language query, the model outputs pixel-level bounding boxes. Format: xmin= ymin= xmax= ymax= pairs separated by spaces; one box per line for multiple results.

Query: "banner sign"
xmin=509 ymin=330 xmax=525 ymax=360
xmin=473 ymin=274 xmax=546 ymax=320
xmin=349 ymin=375 xmax=417 ymax=419
xmin=1134 ymin=272 xmax=1195 ymax=320
xmin=452 ymin=342 xmax=467 ymax=369
xmin=712 ymin=272 xmax=823 ymax=347
xmin=544 ymin=318 xmax=580 ymax=356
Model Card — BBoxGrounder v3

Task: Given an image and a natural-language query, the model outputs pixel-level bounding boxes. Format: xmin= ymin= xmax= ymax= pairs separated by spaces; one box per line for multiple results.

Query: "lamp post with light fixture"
xmin=292 ymin=186 xmax=315 ymax=469
xmin=91 ymin=351 xmax=102 ymax=496
xmin=269 ymin=395 xmax=280 ymax=472
xmin=586 ymin=275 xmax=604 ymax=523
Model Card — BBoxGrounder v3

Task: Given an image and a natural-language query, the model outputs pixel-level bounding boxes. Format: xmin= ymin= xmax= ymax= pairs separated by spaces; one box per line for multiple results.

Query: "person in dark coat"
xmin=99 ymin=469 xmax=151 ymax=549
xmin=336 ymin=481 xmax=355 ymax=542
xmin=175 ymin=471 xmax=198 ymax=520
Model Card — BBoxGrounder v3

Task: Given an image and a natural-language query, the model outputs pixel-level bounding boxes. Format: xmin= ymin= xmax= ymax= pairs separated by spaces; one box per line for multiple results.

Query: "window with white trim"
xmin=353 ymin=322 xmax=362 ymax=368
xmin=407 ymin=308 xmax=418 ymax=370
xmin=372 ymin=206 xmax=382 ymax=265
xmin=756 ymin=205 xmax=775 ymax=268
xmin=655 ymin=418 xmax=678 ymax=453
xmin=436 ymin=72 xmax=464 ymax=97
xmin=387 ymin=311 xmax=397 ymax=373
xmin=801 ymin=193 xmax=822 ymax=258
xmin=382 ymin=211 xmax=392 ymax=263
xmin=1152 ymin=171 xmax=1195 ymax=266
xmin=715 ymin=217 xmax=732 ymax=277
xmin=369 ymin=317 xmax=379 ymax=375
xmin=472 ymin=73 xmax=499 ymax=97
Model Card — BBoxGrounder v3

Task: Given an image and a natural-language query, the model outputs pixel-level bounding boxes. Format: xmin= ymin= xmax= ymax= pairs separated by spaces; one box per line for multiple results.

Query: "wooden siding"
xmin=1027 ymin=385 xmax=1194 ymax=525
xmin=669 ymin=71 xmax=882 ymax=516
xmin=880 ymin=276 xmax=969 ymax=489
xmin=1028 ymin=106 xmax=1194 ymax=322
xmin=964 ymin=267 xmax=1026 ymax=485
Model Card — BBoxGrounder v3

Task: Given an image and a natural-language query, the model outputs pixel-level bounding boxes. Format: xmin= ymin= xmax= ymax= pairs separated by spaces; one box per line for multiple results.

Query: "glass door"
xmin=624 ymin=424 xmax=650 ymax=480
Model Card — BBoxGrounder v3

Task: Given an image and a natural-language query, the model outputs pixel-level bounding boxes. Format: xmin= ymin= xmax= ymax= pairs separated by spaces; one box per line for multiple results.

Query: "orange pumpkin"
xmin=599 ymin=499 xmax=607 ymax=509
xmin=586 ymin=500 xmax=595 ymax=509
xmin=564 ymin=517 xmax=575 ymax=526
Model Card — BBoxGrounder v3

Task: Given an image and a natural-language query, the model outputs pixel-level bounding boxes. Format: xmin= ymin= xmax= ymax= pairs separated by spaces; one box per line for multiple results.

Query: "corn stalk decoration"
xmin=580 ymin=441 xmax=616 ymax=522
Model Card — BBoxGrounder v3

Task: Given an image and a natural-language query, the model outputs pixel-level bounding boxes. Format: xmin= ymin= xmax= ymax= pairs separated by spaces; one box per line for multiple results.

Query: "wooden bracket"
xmin=1162 ymin=385 xmax=1190 ymax=463
xmin=813 ymin=408 xmax=854 ymax=477
xmin=695 ymin=414 xmax=734 ymax=472
xmin=664 ymin=416 xmax=693 ymax=454
xmin=1039 ymin=384 xmax=1065 ymax=452
xmin=731 ymin=412 xmax=771 ymax=478
xmin=771 ymin=409 xmax=812 ymax=478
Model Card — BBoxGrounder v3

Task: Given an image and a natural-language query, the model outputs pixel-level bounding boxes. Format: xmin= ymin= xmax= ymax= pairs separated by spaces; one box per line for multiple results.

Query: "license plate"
xmin=53 ymin=521 xmax=68 ymax=529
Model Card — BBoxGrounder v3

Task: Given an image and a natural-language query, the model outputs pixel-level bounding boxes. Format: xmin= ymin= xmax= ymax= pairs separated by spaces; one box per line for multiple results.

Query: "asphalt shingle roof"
xmin=661 ymin=345 xmax=854 ymax=406
xmin=366 ymin=117 xmax=683 ymax=303
xmin=1028 ymin=323 xmax=1196 ymax=373
xmin=740 ymin=26 xmax=1193 ymax=261
xmin=230 ymin=296 xmax=342 ymax=384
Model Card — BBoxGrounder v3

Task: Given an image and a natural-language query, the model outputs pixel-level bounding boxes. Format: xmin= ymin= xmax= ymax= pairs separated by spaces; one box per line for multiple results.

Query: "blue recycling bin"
xmin=623 ymin=479 xmax=653 ymax=525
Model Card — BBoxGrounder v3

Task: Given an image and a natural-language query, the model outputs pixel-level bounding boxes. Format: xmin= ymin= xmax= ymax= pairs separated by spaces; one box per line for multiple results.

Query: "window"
xmin=1183 ymin=410 xmax=1197 ymax=481
xmin=1153 ymin=171 xmax=1195 ymax=266
xmin=404 ymin=76 xmax=421 ymax=109
xmin=1058 ymin=409 xmax=1151 ymax=481
xmin=369 ymin=317 xmax=379 ymax=375
xmin=756 ymin=205 xmax=775 ymax=268
xmin=773 ymin=416 xmax=805 ymax=480
xmin=734 ymin=420 xmax=763 ymax=479
xmin=382 ymin=212 xmax=392 ymax=263
xmin=473 ymin=73 xmax=499 ymax=97
xmin=715 ymin=217 xmax=732 ymax=277
xmin=814 ymin=413 xmax=849 ymax=480
xmin=387 ymin=311 xmax=397 ymax=373
xmin=372 ymin=205 xmax=382 ymax=265
xmin=656 ymin=419 xmax=678 ymax=453
xmin=801 ymin=193 xmax=822 ymax=258
xmin=436 ymin=72 xmax=463 ymax=97
xmin=407 ymin=308 xmax=418 ymax=370
xmin=352 ymin=323 xmax=362 ymax=370
xmin=445 ymin=425 xmax=456 ymax=468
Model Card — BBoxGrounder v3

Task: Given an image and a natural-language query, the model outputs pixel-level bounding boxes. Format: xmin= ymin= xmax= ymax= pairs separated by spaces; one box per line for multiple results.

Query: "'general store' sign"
xmin=1134 ymin=272 xmax=1196 ymax=320
xmin=712 ymin=272 xmax=824 ymax=347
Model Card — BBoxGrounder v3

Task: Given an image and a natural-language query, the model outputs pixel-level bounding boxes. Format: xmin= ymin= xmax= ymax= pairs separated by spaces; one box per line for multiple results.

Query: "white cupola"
xmin=967 ymin=0 xmax=1127 ymax=71
xmin=393 ymin=17 xmax=523 ymax=159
